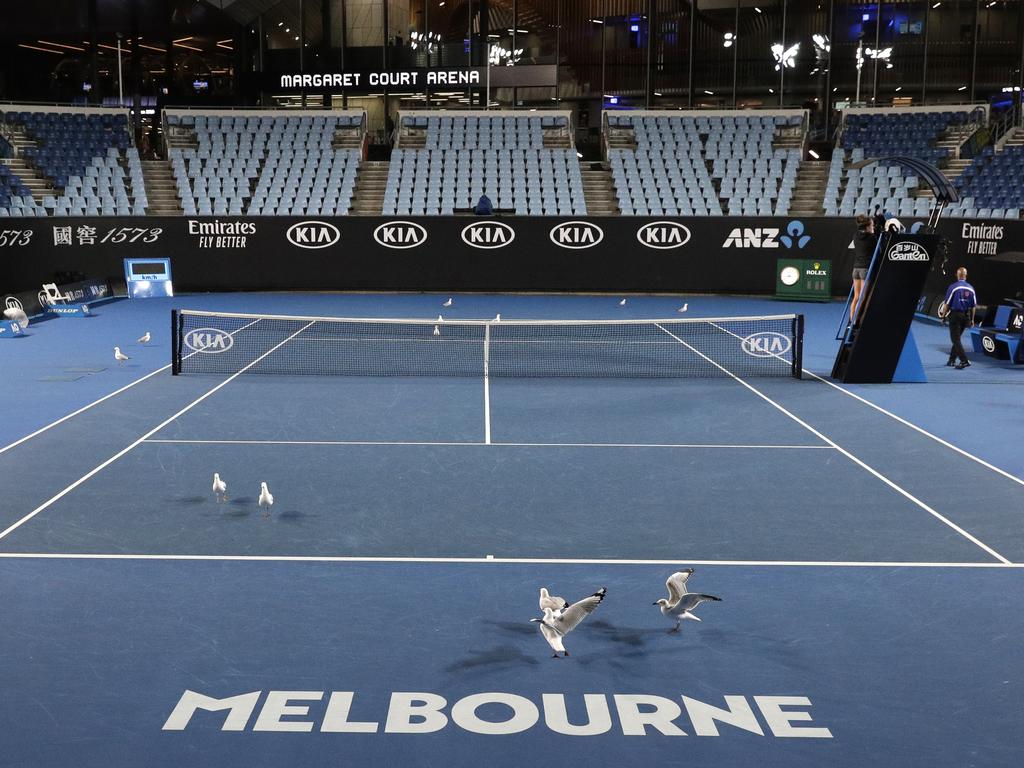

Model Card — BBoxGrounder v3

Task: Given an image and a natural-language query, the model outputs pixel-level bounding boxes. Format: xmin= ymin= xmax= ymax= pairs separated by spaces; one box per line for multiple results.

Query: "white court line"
xmin=656 ymin=323 xmax=1012 ymax=565
xmin=0 ymin=321 xmax=316 ymax=543
xmin=483 ymin=323 xmax=491 ymax=444
xmin=802 ymin=370 xmax=1024 ymax=488
xmin=708 ymin=319 xmax=1024 ymax=489
xmin=141 ymin=438 xmax=833 ymax=449
xmin=0 ymin=317 xmax=263 ymax=458
xmin=0 ymin=552 xmax=1020 ymax=568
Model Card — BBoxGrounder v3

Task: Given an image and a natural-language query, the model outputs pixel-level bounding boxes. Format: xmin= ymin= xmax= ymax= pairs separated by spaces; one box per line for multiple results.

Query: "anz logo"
xmin=374 ymin=221 xmax=428 ymax=249
xmin=723 ymin=220 xmax=810 ymax=249
xmin=461 ymin=221 xmax=515 ymax=249
xmin=184 ymin=327 xmax=235 ymax=354
xmin=550 ymin=221 xmax=604 ymax=249
xmin=286 ymin=221 xmax=341 ymax=249
xmin=741 ymin=331 xmax=792 ymax=358
xmin=636 ymin=221 xmax=691 ymax=249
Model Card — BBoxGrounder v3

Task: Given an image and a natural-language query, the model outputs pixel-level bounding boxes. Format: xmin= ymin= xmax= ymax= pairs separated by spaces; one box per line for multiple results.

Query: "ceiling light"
xmin=277 ymin=21 xmax=283 ymax=27
xmin=754 ymin=6 xmax=762 ymax=13
xmin=704 ymin=90 xmax=714 ymax=95
xmin=958 ymin=85 xmax=967 ymax=91
xmin=809 ymin=149 xmax=820 ymax=159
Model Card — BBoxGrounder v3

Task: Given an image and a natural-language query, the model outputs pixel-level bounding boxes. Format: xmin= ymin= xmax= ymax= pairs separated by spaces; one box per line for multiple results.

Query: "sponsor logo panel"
xmin=461 ymin=221 xmax=516 ymax=249
xmin=184 ymin=328 xmax=235 ymax=354
xmin=374 ymin=221 xmax=428 ymax=249
xmin=741 ymin=331 xmax=792 ymax=358
xmin=550 ymin=221 xmax=604 ymax=249
xmin=636 ymin=221 xmax=691 ymax=249
xmin=286 ymin=221 xmax=341 ymax=249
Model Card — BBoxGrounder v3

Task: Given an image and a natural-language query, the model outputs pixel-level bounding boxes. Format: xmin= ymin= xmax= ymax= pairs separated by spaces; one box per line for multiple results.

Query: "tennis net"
xmin=171 ymin=309 xmax=803 ymax=379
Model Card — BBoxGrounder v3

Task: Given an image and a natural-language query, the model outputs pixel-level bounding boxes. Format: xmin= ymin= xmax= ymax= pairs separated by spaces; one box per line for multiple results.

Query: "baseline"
xmin=142 ymin=438 xmax=833 ymax=449
xmin=0 ymin=552 xmax=1019 ymax=566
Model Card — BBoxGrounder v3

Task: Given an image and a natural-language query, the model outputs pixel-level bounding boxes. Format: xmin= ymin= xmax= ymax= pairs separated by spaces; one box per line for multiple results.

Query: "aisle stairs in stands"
xmin=789 ymin=160 xmax=829 ymax=217
xmin=351 ymin=161 xmax=389 ymax=215
xmin=580 ymin=165 xmax=619 ymax=215
xmin=141 ymin=160 xmax=182 ymax=215
xmin=0 ymin=156 xmax=53 ymax=201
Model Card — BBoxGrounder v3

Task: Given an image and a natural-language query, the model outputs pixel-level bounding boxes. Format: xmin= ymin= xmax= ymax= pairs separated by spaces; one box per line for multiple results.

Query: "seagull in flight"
xmin=138 ymin=331 xmax=151 ymax=344
xmin=531 ymin=587 xmax=606 ymax=657
xmin=538 ymin=587 xmax=568 ymax=612
xmin=654 ymin=569 xmax=721 ymax=633
xmin=258 ymin=482 xmax=274 ymax=517
xmin=212 ymin=473 xmax=227 ymax=502
xmin=113 ymin=346 xmax=129 ymax=366
xmin=442 ymin=297 xmax=453 ymax=307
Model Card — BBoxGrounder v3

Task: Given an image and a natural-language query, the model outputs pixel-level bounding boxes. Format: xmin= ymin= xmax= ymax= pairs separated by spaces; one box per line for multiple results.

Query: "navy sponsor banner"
xmin=1 ymin=216 xmax=1020 ymax=299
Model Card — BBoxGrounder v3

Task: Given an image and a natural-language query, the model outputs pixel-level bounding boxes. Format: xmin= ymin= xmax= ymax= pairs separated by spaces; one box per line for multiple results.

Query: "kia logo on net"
xmin=550 ymin=221 xmax=604 ymax=249
xmin=184 ymin=328 xmax=234 ymax=354
xmin=461 ymin=221 xmax=515 ymax=249
xmin=286 ymin=221 xmax=340 ymax=249
xmin=741 ymin=331 xmax=792 ymax=358
xmin=637 ymin=221 xmax=691 ymax=249
xmin=374 ymin=221 xmax=428 ymax=249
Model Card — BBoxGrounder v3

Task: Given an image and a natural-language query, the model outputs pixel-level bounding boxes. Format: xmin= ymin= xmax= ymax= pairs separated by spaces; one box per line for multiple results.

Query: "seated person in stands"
xmin=474 ymin=194 xmax=494 ymax=216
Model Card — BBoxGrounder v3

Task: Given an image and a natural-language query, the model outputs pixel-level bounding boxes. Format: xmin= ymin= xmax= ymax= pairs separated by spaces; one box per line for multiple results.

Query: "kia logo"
xmin=184 ymin=328 xmax=235 ymax=354
xmin=461 ymin=221 xmax=515 ymax=249
xmin=374 ymin=221 xmax=428 ymax=249
xmin=286 ymin=220 xmax=341 ymax=249
xmin=741 ymin=331 xmax=792 ymax=358
xmin=636 ymin=221 xmax=691 ymax=249
xmin=550 ymin=221 xmax=604 ymax=249
xmin=5 ymin=297 xmax=24 ymax=311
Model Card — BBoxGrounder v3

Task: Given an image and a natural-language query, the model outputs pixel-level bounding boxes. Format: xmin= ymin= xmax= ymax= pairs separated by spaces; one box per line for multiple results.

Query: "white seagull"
xmin=433 ymin=324 xmax=440 ymax=336
xmin=442 ymin=297 xmax=453 ymax=307
xmin=677 ymin=303 xmax=688 ymax=313
xmin=258 ymin=482 xmax=274 ymax=517
xmin=138 ymin=331 xmax=151 ymax=344
xmin=654 ymin=569 xmax=721 ymax=633
xmin=538 ymin=587 xmax=568 ymax=613
xmin=113 ymin=346 xmax=130 ymax=365
xmin=212 ymin=472 xmax=227 ymax=502
xmin=494 ymin=313 xmax=501 ymax=322
xmin=531 ymin=587 xmax=606 ymax=658
xmin=437 ymin=314 xmax=443 ymax=323
xmin=619 ymin=298 xmax=627 ymax=306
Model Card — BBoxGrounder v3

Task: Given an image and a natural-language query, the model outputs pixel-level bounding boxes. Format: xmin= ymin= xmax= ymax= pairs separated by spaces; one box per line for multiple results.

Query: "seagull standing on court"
xmin=138 ymin=331 xmax=151 ymax=344
xmin=113 ymin=346 xmax=130 ymax=366
xmin=494 ymin=313 xmax=501 ymax=322
xmin=443 ymin=297 xmax=453 ymax=307
xmin=677 ymin=303 xmax=688 ymax=313
xmin=212 ymin=473 xmax=227 ymax=502
xmin=531 ymin=587 xmax=606 ymax=658
xmin=539 ymin=587 xmax=568 ymax=613
xmin=619 ymin=298 xmax=627 ymax=306
xmin=654 ymin=569 xmax=721 ymax=633
xmin=258 ymin=482 xmax=274 ymax=517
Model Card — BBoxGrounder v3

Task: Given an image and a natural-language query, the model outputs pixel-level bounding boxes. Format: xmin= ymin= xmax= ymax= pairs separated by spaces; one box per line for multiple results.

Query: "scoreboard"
xmin=775 ymin=259 xmax=831 ymax=302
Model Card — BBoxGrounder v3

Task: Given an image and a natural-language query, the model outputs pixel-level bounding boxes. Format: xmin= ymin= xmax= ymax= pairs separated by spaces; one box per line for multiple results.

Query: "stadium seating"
xmin=0 ymin=108 xmax=145 ymax=216
xmin=605 ymin=114 xmax=803 ymax=216
xmin=824 ymin=148 xmax=932 ymax=218
xmin=951 ymin=145 xmax=1024 ymax=219
xmin=825 ymin=108 xmax=991 ymax=218
xmin=167 ymin=113 xmax=363 ymax=216
xmin=385 ymin=115 xmax=585 ymax=216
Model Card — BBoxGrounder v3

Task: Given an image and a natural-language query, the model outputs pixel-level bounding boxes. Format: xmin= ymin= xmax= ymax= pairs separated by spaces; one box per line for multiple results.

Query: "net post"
xmin=793 ymin=314 xmax=805 ymax=379
xmin=171 ymin=309 xmax=180 ymax=376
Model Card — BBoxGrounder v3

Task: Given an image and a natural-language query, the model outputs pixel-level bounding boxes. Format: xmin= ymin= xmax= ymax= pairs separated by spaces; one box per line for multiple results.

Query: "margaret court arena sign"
xmin=270 ymin=66 xmax=557 ymax=93
xmin=6 ymin=214 xmax=1016 ymax=297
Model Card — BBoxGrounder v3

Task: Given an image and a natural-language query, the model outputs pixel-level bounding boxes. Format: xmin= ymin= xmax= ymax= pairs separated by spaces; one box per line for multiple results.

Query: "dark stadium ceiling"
xmin=0 ymin=0 xmax=234 ymax=39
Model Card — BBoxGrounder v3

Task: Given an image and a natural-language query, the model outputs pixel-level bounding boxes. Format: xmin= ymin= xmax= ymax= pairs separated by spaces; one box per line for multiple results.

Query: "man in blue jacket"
xmin=943 ymin=267 xmax=977 ymax=370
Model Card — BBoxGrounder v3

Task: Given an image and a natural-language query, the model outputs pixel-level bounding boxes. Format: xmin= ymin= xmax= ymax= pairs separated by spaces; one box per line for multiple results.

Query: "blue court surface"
xmin=1 ymin=292 xmax=1022 ymax=767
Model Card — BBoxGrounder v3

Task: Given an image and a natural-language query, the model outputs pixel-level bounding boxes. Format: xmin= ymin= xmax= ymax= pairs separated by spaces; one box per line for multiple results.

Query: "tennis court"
xmin=1 ymin=292 xmax=1022 ymax=768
